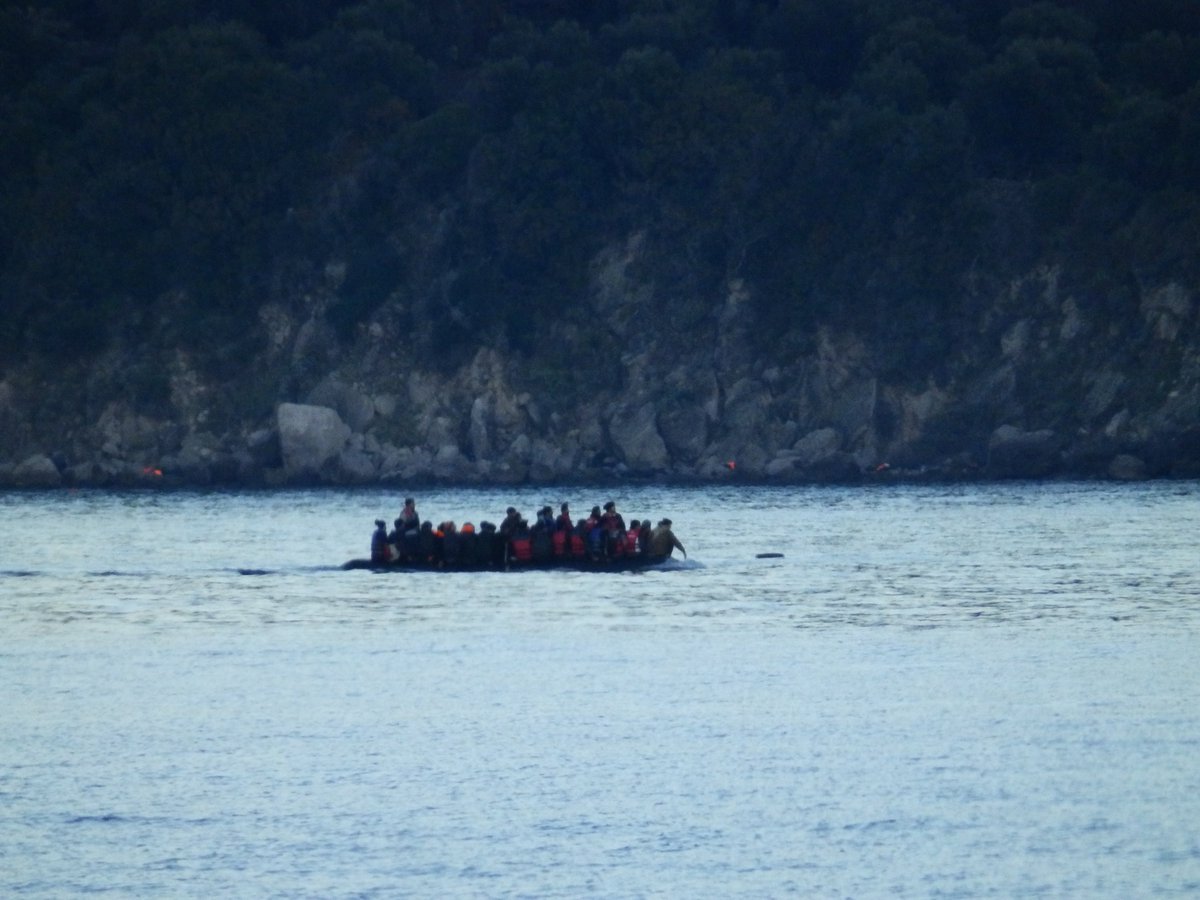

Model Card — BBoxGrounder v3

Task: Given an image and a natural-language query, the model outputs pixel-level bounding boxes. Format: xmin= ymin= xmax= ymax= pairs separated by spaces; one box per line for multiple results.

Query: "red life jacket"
xmin=552 ymin=529 xmax=567 ymax=556
xmin=510 ymin=536 xmax=533 ymax=562
xmin=570 ymin=532 xmax=586 ymax=557
xmin=624 ymin=528 xmax=640 ymax=555
xmin=609 ymin=532 xmax=625 ymax=557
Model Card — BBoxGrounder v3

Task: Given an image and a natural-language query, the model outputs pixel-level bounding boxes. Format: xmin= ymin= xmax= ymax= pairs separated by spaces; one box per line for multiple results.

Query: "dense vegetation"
xmin=3 ymin=0 xmax=1199 ymax=377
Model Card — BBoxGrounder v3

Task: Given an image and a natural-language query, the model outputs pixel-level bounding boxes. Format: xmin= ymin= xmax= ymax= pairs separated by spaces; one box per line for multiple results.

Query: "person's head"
xmin=591 ymin=506 xmax=601 ymax=517
xmin=561 ymin=502 xmax=569 ymax=513
xmin=404 ymin=497 xmax=415 ymax=508
xmin=661 ymin=518 xmax=672 ymax=528
xmin=506 ymin=506 xmax=517 ymax=516
xmin=629 ymin=519 xmax=640 ymax=530
xmin=604 ymin=501 xmax=616 ymax=511
xmin=375 ymin=519 xmax=386 ymax=529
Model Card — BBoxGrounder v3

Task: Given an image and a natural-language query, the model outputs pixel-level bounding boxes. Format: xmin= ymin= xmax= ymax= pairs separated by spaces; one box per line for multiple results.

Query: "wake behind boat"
xmin=345 ymin=498 xmax=687 ymax=573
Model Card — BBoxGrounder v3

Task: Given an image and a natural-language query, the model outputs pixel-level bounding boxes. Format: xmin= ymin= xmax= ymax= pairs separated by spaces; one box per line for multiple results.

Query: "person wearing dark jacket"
xmin=499 ymin=506 xmax=522 ymax=537
xmin=418 ymin=521 xmax=438 ymax=564
xmin=601 ymin=501 xmax=626 ymax=557
xmin=398 ymin=497 xmax=420 ymax=535
xmin=371 ymin=520 xmax=390 ymax=563
xmin=648 ymin=518 xmax=686 ymax=559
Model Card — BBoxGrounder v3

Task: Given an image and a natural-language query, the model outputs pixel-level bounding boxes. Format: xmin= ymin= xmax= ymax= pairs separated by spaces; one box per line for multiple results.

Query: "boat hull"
xmin=341 ymin=553 xmax=673 ymax=572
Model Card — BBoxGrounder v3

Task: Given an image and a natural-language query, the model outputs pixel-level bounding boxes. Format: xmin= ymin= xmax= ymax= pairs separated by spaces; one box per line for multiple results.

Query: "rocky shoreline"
xmin=2 ymin=262 xmax=1198 ymax=490
xmin=3 ymin=389 xmax=1197 ymax=490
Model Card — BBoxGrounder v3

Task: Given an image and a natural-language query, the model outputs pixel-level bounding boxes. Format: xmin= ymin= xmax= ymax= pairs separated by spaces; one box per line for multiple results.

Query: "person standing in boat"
xmin=648 ymin=518 xmax=686 ymax=559
xmin=499 ymin=506 xmax=522 ymax=537
xmin=399 ymin=497 xmax=420 ymax=536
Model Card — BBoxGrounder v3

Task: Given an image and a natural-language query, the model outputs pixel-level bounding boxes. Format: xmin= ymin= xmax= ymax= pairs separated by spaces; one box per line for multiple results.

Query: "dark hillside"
xmin=2 ymin=0 xmax=1199 ymax=484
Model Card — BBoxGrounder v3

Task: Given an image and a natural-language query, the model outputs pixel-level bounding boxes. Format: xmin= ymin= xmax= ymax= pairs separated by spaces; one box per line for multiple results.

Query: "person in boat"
xmin=508 ymin=518 xmax=533 ymax=564
xmin=440 ymin=521 xmax=460 ymax=567
xmin=571 ymin=519 xmax=588 ymax=558
xmin=418 ymin=520 xmax=438 ymax=565
xmin=530 ymin=510 xmax=554 ymax=562
xmin=586 ymin=514 xmax=605 ymax=560
xmin=648 ymin=518 xmax=686 ymax=559
xmin=371 ymin=520 xmax=390 ymax=564
xmin=552 ymin=503 xmax=571 ymax=557
xmin=624 ymin=519 xmax=642 ymax=556
xmin=636 ymin=515 xmax=650 ymax=553
xmin=601 ymin=501 xmax=626 ymax=557
xmin=398 ymin=496 xmax=422 ymax=540
xmin=459 ymin=522 xmax=478 ymax=567
xmin=499 ymin=506 xmax=522 ymax=537
xmin=479 ymin=520 xmax=504 ymax=567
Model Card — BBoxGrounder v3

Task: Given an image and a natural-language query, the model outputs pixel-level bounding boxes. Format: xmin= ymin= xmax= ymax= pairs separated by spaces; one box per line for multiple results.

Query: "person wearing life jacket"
xmin=570 ymin=519 xmax=588 ymax=558
xmin=624 ymin=519 xmax=642 ymax=556
xmin=647 ymin=518 xmax=686 ymax=559
xmin=371 ymin=520 xmax=390 ymax=564
xmin=551 ymin=521 xmax=568 ymax=557
xmin=508 ymin=518 xmax=533 ymax=564
xmin=556 ymin=502 xmax=572 ymax=532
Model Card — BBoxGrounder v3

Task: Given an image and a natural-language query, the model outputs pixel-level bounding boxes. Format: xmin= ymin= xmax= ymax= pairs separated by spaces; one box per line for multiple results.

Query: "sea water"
xmin=2 ymin=482 xmax=1199 ymax=897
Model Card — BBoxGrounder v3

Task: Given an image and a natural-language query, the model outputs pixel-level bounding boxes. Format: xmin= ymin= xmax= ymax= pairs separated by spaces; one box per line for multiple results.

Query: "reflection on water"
xmin=3 ymin=482 xmax=1200 ymax=896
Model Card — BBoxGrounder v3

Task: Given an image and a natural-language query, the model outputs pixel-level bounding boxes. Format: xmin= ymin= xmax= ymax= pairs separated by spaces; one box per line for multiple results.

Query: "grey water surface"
xmin=2 ymin=482 xmax=1199 ymax=898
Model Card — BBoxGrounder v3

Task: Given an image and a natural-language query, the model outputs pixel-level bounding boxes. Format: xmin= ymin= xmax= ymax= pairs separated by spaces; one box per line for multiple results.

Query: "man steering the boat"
xmin=648 ymin=518 xmax=686 ymax=559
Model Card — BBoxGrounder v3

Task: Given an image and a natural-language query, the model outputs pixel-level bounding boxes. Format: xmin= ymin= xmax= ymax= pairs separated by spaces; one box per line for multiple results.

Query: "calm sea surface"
xmin=3 ymin=482 xmax=1199 ymax=898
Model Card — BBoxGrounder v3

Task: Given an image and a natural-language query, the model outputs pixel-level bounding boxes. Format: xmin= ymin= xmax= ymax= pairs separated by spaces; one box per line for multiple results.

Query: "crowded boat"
xmin=343 ymin=497 xmax=686 ymax=571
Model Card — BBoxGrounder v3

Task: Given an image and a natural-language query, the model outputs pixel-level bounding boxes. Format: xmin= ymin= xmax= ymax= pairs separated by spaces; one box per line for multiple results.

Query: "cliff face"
xmin=5 ymin=3 xmax=1199 ymax=487
xmin=2 ymin=238 xmax=1197 ymax=487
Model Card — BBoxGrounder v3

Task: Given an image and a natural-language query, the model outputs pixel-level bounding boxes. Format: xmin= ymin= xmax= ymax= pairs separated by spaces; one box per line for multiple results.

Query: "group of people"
xmin=369 ymin=497 xmax=686 ymax=567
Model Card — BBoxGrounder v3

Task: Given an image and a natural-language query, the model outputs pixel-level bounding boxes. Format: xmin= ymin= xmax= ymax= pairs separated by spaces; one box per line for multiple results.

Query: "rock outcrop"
xmin=277 ymin=403 xmax=351 ymax=480
xmin=0 ymin=251 xmax=1197 ymax=488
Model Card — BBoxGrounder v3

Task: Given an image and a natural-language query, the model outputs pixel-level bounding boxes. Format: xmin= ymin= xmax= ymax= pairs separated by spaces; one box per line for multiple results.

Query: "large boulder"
xmin=12 ymin=454 xmax=61 ymax=487
xmin=277 ymin=403 xmax=351 ymax=479
xmin=307 ymin=379 xmax=375 ymax=432
xmin=609 ymin=402 xmax=669 ymax=472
